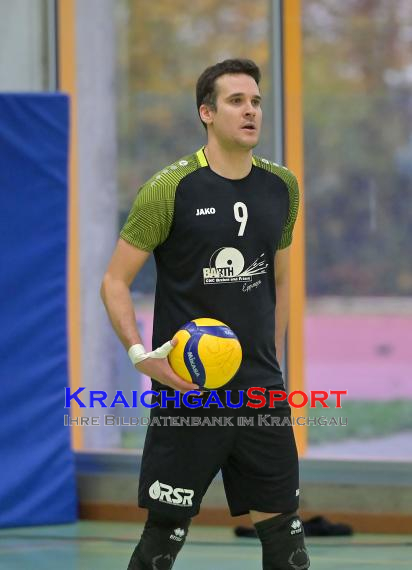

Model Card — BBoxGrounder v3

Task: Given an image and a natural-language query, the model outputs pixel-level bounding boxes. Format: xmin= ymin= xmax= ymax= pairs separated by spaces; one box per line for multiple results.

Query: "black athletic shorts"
xmin=138 ymin=388 xmax=299 ymax=518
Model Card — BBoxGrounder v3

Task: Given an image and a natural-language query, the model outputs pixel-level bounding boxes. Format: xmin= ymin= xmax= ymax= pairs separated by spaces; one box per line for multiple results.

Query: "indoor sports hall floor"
xmin=0 ymin=521 xmax=411 ymax=569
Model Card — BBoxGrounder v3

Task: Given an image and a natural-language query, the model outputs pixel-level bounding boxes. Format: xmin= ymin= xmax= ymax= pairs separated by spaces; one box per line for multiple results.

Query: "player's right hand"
xmin=135 ymin=338 xmax=199 ymax=394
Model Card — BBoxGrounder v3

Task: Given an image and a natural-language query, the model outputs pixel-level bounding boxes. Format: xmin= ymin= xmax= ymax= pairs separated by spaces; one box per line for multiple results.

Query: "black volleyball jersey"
xmin=121 ymin=147 xmax=299 ymax=389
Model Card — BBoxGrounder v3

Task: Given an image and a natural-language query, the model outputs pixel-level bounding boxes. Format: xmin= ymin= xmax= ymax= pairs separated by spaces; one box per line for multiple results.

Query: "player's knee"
xmin=127 ymin=511 xmax=191 ymax=570
xmin=255 ymin=512 xmax=310 ymax=570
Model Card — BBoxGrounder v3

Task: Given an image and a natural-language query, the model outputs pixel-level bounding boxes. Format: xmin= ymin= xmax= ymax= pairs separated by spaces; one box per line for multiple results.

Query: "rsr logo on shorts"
xmin=149 ymin=480 xmax=194 ymax=507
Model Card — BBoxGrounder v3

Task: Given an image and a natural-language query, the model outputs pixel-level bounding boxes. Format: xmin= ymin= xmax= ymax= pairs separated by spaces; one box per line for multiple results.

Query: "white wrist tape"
xmin=128 ymin=340 xmax=174 ymax=366
xmin=128 ymin=344 xmax=147 ymax=365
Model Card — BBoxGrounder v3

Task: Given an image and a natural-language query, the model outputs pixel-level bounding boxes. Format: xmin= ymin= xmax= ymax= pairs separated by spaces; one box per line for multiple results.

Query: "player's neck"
xmin=203 ymin=141 xmax=253 ymax=180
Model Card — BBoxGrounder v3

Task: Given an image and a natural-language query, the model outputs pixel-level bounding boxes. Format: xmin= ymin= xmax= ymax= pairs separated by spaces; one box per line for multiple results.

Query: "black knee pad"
xmin=255 ymin=512 xmax=310 ymax=570
xmin=127 ymin=511 xmax=191 ymax=570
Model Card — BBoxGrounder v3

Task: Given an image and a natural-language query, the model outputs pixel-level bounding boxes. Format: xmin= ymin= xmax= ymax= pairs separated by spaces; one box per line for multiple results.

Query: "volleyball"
xmin=169 ymin=318 xmax=242 ymax=389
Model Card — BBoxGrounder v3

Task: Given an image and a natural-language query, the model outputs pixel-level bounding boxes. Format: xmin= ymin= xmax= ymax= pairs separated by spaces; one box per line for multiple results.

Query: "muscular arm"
xmin=274 ymin=246 xmax=291 ymax=365
xmin=101 ymin=238 xmax=195 ymax=392
xmin=101 ymin=239 xmax=149 ymax=349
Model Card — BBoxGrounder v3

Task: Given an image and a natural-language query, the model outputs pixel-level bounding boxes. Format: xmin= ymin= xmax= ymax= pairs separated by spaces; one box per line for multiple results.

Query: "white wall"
xmin=0 ymin=0 xmax=50 ymax=90
xmin=75 ymin=0 xmax=120 ymax=448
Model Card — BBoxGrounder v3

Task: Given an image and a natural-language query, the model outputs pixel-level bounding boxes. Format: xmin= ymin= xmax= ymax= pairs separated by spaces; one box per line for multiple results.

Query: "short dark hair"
xmin=196 ymin=58 xmax=261 ymax=129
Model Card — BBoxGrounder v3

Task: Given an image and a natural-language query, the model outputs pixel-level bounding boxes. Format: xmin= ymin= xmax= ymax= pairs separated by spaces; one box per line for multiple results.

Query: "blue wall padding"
xmin=0 ymin=94 xmax=77 ymax=527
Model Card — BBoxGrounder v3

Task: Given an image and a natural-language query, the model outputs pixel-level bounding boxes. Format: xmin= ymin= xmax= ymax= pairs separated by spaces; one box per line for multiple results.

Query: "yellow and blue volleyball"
xmin=169 ymin=318 xmax=242 ymax=389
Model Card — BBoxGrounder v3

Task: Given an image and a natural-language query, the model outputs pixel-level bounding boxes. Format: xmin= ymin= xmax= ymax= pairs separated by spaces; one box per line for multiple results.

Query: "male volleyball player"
xmin=101 ymin=58 xmax=310 ymax=569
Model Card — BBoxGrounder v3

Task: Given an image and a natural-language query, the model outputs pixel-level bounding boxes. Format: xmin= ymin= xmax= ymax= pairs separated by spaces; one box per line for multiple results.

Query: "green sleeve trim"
xmin=253 ymin=155 xmax=300 ymax=249
xmin=120 ymin=151 xmax=204 ymax=251
xmin=195 ymin=147 xmax=208 ymax=167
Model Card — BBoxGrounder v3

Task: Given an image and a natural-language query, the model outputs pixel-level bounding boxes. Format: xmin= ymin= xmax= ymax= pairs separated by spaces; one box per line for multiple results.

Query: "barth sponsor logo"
xmin=203 ymin=247 xmax=267 ymax=284
xmin=242 ymin=279 xmax=262 ymax=293
xmin=149 ymin=480 xmax=194 ymax=507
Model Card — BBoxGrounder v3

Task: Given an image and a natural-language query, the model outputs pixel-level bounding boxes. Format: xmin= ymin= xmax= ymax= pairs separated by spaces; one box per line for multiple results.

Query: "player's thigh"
xmin=139 ymin=406 xmax=235 ymax=516
xmin=222 ymin=406 xmax=299 ymax=515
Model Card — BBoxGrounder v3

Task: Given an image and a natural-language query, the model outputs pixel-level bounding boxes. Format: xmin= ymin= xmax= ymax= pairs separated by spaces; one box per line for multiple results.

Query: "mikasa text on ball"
xmin=168 ymin=318 xmax=242 ymax=389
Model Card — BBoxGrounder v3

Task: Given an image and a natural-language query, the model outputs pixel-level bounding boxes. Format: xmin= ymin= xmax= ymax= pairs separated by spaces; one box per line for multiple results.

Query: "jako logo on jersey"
xmin=170 ymin=528 xmax=185 ymax=542
xmin=196 ymin=207 xmax=216 ymax=216
xmin=203 ymin=247 xmax=268 ymax=285
xmin=290 ymin=519 xmax=303 ymax=535
xmin=149 ymin=480 xmax=194 ymax=507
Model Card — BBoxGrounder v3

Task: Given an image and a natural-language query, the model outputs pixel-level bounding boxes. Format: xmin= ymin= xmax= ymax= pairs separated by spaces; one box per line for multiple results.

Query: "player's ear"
xmin=199 ymin=103 xmax=214 ymax=126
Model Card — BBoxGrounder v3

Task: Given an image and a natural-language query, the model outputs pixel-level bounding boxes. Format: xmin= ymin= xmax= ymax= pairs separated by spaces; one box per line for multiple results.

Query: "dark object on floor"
xmin=303 ymin=515 xmax=353 ymax=536
xmin=234 ymin=516 xmax=353 ymax=538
